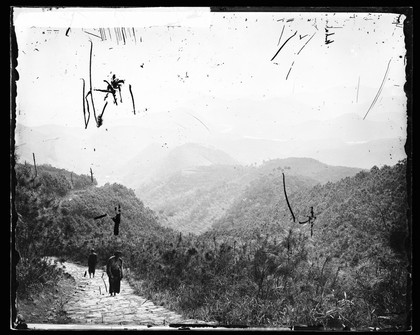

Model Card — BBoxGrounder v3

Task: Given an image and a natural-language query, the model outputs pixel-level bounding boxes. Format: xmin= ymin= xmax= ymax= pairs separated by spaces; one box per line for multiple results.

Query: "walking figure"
xmin=87 ymin=248 xmax=98 ymax=278
xmin=106 ymin=251 xmax=123 ymax=296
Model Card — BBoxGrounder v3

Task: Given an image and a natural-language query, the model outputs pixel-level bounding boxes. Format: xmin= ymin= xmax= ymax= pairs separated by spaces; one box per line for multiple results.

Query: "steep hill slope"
xmin=196 ymin=159 xmax=409 ymax=329
xmin=138 ymin=165 xmax=255 ymax=234
xmin=14 ymin=162 xmax=174 ymax=264
xmin=208 ymin=170 xmax=318 ymax=239
xmin=208 ymin=159 xmax=408 ymax=259
xmin=14 ymin=159 xmax=410 ymax=329
xmin=138 ymin=158 xmax=362 ymax=234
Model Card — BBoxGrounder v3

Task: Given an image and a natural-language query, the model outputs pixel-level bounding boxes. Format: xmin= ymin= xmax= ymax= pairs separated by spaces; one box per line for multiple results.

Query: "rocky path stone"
xmin=49 ymin=259 xmax=206 ymax=326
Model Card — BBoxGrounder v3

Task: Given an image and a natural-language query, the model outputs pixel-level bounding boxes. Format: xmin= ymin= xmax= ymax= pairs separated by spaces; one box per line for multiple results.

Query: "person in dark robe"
xmin=106 ymin=251 xmax=123 ymax=296
xmin=111 ymin=205 xmax=121 ymax=236
xmin=88 ymin=248 xmax=98 ymax=278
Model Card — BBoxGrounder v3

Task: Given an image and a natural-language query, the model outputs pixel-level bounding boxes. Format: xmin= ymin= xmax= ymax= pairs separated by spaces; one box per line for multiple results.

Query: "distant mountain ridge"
xmin=257 ymin=157 xmax=363 ymax=184
xmin=120 ymin=143 xmax=239 ymax=189
xmin=210 ymin=137 xmax=406 ymax=169
xmin=15 ymin=115 xmax=405 ymax=189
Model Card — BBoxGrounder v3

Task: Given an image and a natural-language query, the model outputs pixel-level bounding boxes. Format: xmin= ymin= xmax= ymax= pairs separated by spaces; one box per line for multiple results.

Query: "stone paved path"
xmin=50 ymin=259 xmax=206 ymax=326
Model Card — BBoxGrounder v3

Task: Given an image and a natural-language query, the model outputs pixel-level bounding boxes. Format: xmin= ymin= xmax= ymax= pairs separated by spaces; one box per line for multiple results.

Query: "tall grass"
xmin=16 ymin=255 xmax=63 ymax=298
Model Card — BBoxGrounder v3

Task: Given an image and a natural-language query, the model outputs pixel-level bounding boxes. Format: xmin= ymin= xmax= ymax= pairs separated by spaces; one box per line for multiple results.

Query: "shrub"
xmin=16 ymin=256 xmax=62 ymax=298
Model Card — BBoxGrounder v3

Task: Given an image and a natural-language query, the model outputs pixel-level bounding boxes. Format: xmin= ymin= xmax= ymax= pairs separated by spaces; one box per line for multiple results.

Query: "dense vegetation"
xmin=137 ymin=158 xmax=362 ymax=235
xmin=199 ymin=160 xmax=409 ymax=328
xmin=13 ymin=162 xmax=174 ymax=302
xmin=13 ymin=159 xmax=410 ymax=330
xmin=138 ymin=165 xmax=256 ymax=234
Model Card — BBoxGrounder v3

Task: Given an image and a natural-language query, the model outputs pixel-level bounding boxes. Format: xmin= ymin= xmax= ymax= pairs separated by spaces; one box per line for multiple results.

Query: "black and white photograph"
xmin=11 ymin=7 xmax=412 ymax=331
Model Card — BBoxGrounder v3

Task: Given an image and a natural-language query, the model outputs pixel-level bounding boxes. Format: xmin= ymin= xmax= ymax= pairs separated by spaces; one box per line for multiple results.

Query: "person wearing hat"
xmin=88 ymin=248 xmax=98 ymax=278
xmin=106 ymin=251 xmax=123 ymax=296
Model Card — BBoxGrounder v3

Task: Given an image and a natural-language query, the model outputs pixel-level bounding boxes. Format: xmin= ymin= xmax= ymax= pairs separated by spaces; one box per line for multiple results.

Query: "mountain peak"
xmin=120 ymin=142 xmax=239 ymax=189
xmin=167 ymin=143 xmax=239 ymax=166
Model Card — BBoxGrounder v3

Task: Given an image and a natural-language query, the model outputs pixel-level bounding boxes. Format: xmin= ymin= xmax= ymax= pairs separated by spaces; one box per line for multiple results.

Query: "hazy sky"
xmin=13 ymin=7 xmax=408 ymax=171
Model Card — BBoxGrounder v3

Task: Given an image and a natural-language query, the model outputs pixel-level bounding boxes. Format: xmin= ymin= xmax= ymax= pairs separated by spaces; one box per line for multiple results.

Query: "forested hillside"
xmin=13 ymin=159 xmax=410 ymax=330
xmin=209 ymin=159 xmax=401 ymax=242
xmin=139 ymin=159 xmax=409 ymax=329
xmin=14 ymin=162 xmax=175 ymax=266
xmin=199 ymin=159 xmax=409 ymax=328
xmin=138 ymin=158 xmax=362 ymax=234
xmin=209 ymin=171 xmax=318 ymax=239
xmin=138 ymin=165 xmax=255 ymax=234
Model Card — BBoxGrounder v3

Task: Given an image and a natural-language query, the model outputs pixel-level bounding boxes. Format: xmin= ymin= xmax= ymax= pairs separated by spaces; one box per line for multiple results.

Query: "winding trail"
xmin=52 ymin=259 xmax=205 ymax=326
